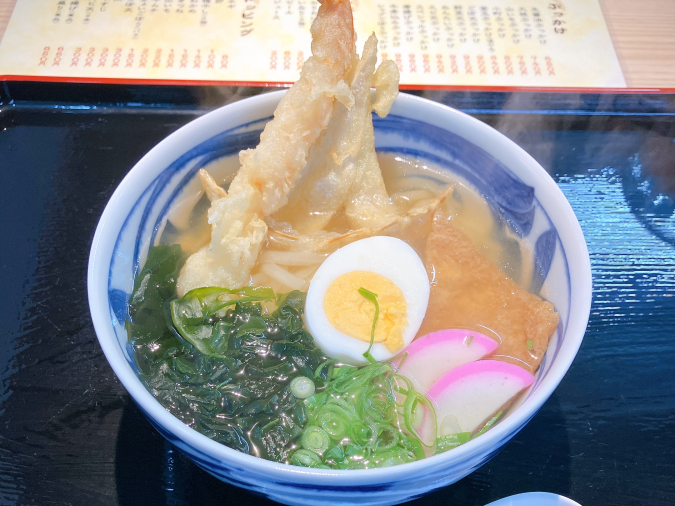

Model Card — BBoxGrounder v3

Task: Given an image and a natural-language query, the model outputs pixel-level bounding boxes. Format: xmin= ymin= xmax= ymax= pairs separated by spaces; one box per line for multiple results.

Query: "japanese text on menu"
xmin=0 ymin=0 xmax=625 ymax=88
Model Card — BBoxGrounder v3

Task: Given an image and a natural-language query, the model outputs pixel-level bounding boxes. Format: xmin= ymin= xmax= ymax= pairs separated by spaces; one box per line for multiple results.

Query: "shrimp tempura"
xmin=176 ymin=0 xmax=356 ymax=296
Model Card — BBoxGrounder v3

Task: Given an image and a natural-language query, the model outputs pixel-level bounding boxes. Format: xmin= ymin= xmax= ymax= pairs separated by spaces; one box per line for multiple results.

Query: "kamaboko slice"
xmin=420 ymin=360 xmax=535 ymax=441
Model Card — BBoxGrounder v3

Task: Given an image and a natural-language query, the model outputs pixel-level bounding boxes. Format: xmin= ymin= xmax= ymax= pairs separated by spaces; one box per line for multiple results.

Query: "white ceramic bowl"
xmin=88 ymin=90 xmax=592 ymax=506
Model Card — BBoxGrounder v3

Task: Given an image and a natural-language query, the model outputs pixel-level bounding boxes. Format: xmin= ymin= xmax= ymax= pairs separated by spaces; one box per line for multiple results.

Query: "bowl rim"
xmin=88 ymin=90 xmax=592 ymax=484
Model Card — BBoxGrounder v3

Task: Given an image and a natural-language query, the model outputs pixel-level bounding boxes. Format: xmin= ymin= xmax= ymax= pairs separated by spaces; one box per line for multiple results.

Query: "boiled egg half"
xmin=304 ymin=236 xmax=430 ymax=365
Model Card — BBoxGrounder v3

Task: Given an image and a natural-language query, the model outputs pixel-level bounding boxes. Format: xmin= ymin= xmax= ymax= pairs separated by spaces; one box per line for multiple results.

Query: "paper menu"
xmin=0 ymin=0 xmax=626 ymax=88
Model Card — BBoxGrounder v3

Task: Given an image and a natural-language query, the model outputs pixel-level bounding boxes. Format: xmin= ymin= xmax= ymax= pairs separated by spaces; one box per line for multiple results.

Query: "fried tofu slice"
xmin=419 ymin=211 xmax=559 ymax=372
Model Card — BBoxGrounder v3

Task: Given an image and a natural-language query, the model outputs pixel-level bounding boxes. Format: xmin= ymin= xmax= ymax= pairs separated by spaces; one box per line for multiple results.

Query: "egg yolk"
xmin=323 ymin=271 xmax=408 ymax=352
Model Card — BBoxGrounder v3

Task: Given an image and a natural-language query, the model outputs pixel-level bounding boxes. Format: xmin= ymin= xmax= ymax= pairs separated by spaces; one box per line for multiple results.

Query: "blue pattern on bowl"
xmin=102 ymin=103 xmax=575 ymax=506
xmin=374 ymin=116 xmax=537 ymax=236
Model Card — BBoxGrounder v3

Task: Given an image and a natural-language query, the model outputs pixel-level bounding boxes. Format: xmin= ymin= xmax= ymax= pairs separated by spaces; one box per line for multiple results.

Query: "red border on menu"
xmin=1 ymin=74 xmax=673 ymax=94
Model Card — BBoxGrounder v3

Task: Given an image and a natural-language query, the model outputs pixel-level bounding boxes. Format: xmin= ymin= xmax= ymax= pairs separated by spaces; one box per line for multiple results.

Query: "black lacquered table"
xmin=1 ymin=83 xmax=673 ymax=506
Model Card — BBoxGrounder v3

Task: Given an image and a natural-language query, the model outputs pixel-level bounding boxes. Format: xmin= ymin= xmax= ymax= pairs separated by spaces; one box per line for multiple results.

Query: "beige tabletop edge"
xmin=0 ymin=0 xmax=674 ymax=89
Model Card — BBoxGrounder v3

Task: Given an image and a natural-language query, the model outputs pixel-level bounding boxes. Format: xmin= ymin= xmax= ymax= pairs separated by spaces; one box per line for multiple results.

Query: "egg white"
xmin=304 ymin=236 xmax=430 ymax=365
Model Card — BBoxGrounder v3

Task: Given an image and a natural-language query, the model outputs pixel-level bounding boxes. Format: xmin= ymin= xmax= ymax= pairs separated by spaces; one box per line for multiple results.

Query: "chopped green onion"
xmin=293 ymin=352 xmax=438 ymax=469
xmin=301 ymin=425 xmax=330 ymax=455
xmin=362 ymin=384 xmax=395 ymax=423
xmin=435 ymin=432 xmax=472 ymax=454
xmin=465 ymin=335 xmax=474 ymax=346
xmin=526 ymin=339 xmax=534 ymax=351
xmin=473 ymin=411 xmax=502 ymax=439
xmin=314 ymin=359 xmax=339 ymax=379
xmin=439 ymin=413 xmax=461 ymax=436
xmin=290 ymin=376 xmax=316 ymax=399
xmin=290 ymin=449 xmax=323 ymax=467
xmin=402 ymin=387 xmax=436 ymax=447
xmin=372 ymin=447 xmax=416 ymax=467
xmin=404 ymin=434 xmax=426 ymax=460
xmin=324 ymin=445 xmax=345 ymax=461
xmin=394 ymin=352 xmax=409 ymax=371
xmin=347 ymin=420 xmax=373 ymax=446
xmin=371 ymin=423 xmax=400 ymax=450
xmin=358 ymin=287 xmax=379 ymax=363
xmin=317 ymin=408 xmax=349 ymax=438
xmin=169 ymin=286 xmax=275 ymax=356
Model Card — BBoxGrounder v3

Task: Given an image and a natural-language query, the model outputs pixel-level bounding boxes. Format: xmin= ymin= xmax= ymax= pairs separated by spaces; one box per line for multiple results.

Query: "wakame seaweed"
xmin=128 ymin=245 xmax=329 ymax=463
